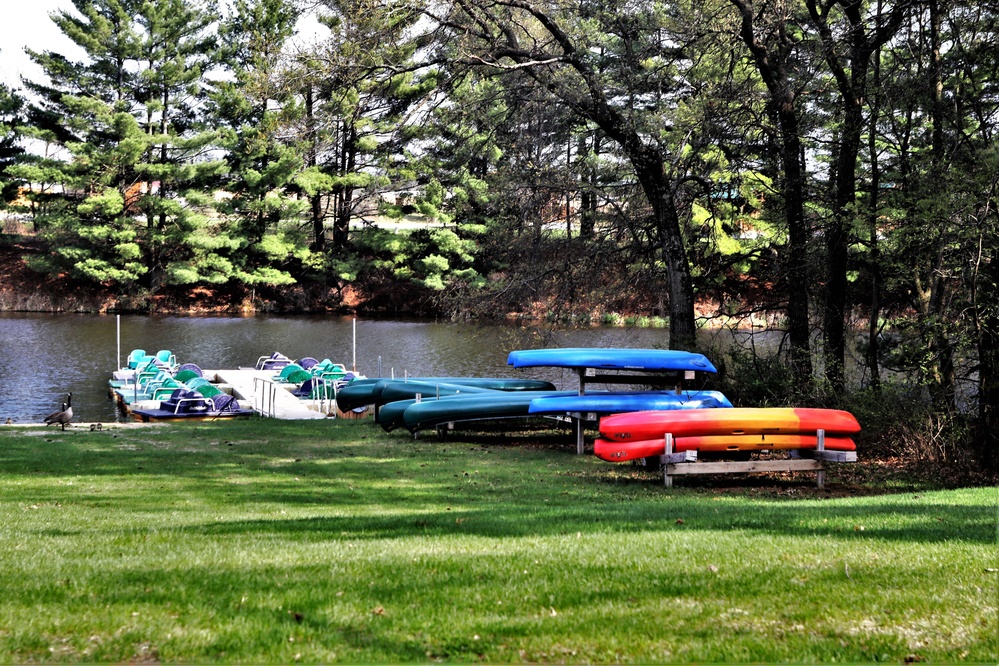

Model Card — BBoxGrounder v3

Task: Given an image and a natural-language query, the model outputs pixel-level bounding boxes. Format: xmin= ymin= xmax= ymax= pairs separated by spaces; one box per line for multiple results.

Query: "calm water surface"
xmin=0 ymin=313 xmax=692 ymax=423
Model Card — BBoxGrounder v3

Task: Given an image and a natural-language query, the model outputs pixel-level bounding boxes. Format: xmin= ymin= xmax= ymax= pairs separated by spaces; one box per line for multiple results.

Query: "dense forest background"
xmin=0 ymin=0 xmax=996 ymax=473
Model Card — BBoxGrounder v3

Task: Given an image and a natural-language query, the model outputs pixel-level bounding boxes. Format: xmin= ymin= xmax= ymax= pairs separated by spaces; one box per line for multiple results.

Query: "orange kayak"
xmin=599 ymin=407 xmax=861 ymax=442
xmin=594 ymin=433 xmax=856 ymax=462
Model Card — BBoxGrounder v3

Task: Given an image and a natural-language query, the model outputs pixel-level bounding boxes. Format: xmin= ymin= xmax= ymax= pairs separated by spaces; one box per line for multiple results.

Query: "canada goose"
xmin=44 ymin=393 xmax=73 ymax=430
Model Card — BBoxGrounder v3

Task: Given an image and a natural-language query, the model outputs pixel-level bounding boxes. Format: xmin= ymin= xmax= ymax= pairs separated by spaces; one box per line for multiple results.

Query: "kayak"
xmin=599 ymin=407 xmax=861 ymax=442
xmin=594 ymin=433 xmax=857 ymax=462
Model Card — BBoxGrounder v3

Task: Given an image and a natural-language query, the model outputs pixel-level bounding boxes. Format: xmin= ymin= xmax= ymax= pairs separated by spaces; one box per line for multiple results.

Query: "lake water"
xmin=1 ymin=313 xmax=713 ymax=423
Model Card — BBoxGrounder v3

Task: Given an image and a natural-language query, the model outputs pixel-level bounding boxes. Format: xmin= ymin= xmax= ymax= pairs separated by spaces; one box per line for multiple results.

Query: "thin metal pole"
xmin=116 ymin=314 xmax=121 ymax=370
xmin=576 ymin=368 xmax=585 ymax=454
xmin=352 ymin=317 xmax=357 ymax=372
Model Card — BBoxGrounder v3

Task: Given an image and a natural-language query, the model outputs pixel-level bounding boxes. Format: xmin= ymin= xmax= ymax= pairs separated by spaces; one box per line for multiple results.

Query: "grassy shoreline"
xmin=1 ymin=418 xmax=996 ymax=663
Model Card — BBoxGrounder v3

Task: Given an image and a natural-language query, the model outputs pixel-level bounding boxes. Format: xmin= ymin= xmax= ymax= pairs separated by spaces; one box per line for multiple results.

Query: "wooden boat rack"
xmin=656 ymin=429 xmax=857 ymax=488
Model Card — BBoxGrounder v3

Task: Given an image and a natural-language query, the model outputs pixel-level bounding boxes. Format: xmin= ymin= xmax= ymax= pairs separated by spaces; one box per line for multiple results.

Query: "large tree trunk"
xmin=866 ymin=21 xmax=884 ymax=392
xmin=304 ymin=87 xmax=326 ymax=252
xmin=808 ymin=0 xmax=912 ymax=391
xmin=731 ymin=0 xmax=813 ymax=386
xmin=978 ymin=293 xmax=999 ymax=473
xmin=332 ymin=122 xmax=357 ymax=250
xmin=778 ymin=108 xmax=814 ymax=384
xmin=633 ymin=162 xmax=697 ymax=351
xmin=605 ymin=137 xmax=697 ymax=351
xmin=660 ymin=201 xmax=697 ymax=351
xmin=866 ymin=96 xmax=882 ymax=391
xmin=924 ymin=0 xmax=956 ymax=409
xmin=823 ymin=99 xmax=861 ymax=391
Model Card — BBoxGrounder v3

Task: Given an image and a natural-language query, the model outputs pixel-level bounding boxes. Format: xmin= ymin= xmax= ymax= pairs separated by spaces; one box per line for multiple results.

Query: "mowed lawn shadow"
xmin=2 ymin=423 xmax=993 ymax=547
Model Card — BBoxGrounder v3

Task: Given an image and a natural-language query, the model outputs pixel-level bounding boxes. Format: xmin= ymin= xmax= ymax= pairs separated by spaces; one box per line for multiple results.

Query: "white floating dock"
xmin=210 ymin=369 xmax=330 ymax=420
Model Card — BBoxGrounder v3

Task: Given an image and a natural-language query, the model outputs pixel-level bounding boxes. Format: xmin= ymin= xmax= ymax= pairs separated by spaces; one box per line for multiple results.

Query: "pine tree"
xmin=11 ymin=0 xmax=248 ymax=295
xmin=132 ymin=0 xmax=230 ymax=291
xmin=295 ymin=0 xmax=434 ymax=252
xmin=19 ymin=0 xmax=150 ymax=285
xmin=0 ymin=81 xmax=25 ymax=204
xmin=210 ymin=0 xmax=304 ymax=288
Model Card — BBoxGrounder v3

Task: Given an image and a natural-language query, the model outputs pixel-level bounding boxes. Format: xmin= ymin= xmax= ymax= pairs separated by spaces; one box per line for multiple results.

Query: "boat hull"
xmin=507 ymin=348 xmax=717 ymax=372
xmin=377 ymin=381 xmax=498 ymax=404
xmin=335 ymin=377 xmax=557 ymax=411
xmin=401 ymin=391 xmax=576 ymax=433
xmin=130 ymin=408 xmax=254 ymax=423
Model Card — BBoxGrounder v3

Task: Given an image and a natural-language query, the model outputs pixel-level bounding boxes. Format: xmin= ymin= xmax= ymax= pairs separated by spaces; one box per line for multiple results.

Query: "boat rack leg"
xmin=576 ymin=368 xmax=586 ymax=455
xmin=665 ymin=433 xmax=674 ymax=487
xmin=816 ymin=428 xmax=826 ymax=489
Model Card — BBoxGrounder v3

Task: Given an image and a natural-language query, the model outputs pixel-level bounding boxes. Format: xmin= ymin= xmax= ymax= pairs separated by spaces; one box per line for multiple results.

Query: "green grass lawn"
xmin=0 ymin=418 xmax=996 ymax=663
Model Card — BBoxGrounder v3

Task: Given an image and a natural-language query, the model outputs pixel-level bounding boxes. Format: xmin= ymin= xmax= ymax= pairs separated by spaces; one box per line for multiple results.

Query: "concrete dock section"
xmin=211 ymin=369 xmax=330 ymax=420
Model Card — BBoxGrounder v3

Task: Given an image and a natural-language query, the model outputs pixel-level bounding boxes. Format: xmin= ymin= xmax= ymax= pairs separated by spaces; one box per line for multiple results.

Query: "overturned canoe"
xmin=507 ymin=348 xmax=717 ymax=373
xmin=335 ymin=377 xmax=557 ymax=412
xmin=401 ymin=391 xmax=576 ymax=434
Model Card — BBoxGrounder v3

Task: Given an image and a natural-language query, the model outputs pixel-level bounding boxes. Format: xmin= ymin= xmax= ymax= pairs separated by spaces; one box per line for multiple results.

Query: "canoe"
xmin=594 ymin=433 xmax=857 ymax=462
xmin=377 ymin=391 xmax=501 ymax=432
xmin=527 ymin=390 xmax=733 ymax=416
xmin=377 ymin=381 xmax=500 ymax=404
xmin=335 ymin=377 xmax=557 ymax=411
xmin=401 ymin=391 xmax=576 ymax=433
xmin=599 ymin=407 xmax=861 ymax=442
xmin=507 ymin=348 xmax=717 ymax=373
xmin=334 ymin=380 xmax=389 ymax=411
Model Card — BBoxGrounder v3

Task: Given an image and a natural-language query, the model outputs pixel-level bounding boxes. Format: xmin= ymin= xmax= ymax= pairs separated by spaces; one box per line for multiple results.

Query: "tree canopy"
xmin=2 ymin=0 xmax=997 ymax=469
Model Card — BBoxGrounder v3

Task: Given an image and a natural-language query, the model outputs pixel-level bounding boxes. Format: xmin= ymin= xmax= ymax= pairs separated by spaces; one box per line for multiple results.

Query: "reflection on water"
xmin=0 ymin=313 xmax=763 ymax=423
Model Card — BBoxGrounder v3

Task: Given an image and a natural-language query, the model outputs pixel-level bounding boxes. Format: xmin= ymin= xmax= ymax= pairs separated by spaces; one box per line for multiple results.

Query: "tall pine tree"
xmin=133 ymin=0 xmax=230 ymax=291
xmin=21 ymin=0 xmax=149 ymax=286
xmin=0 ymin=81 xmax=25 ymax=204
xmin=17 ymin=0 xmax=235 ymax=295
xmin=209 ymin=0 xmax=304 ymax=289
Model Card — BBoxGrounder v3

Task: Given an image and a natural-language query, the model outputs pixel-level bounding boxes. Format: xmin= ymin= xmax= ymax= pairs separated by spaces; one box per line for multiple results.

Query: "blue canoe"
xmin=527 ymin=390 xmax=733 ymax=416
xmin=506 ymin=348 xmax=717 ymax=373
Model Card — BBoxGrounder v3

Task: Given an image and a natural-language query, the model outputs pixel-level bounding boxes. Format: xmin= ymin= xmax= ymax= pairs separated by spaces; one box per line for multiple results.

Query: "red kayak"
xmin=599 ymin=407 xmax=861 ymax=442
xmin=594 ymin=433 xmax=857 ymax=462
